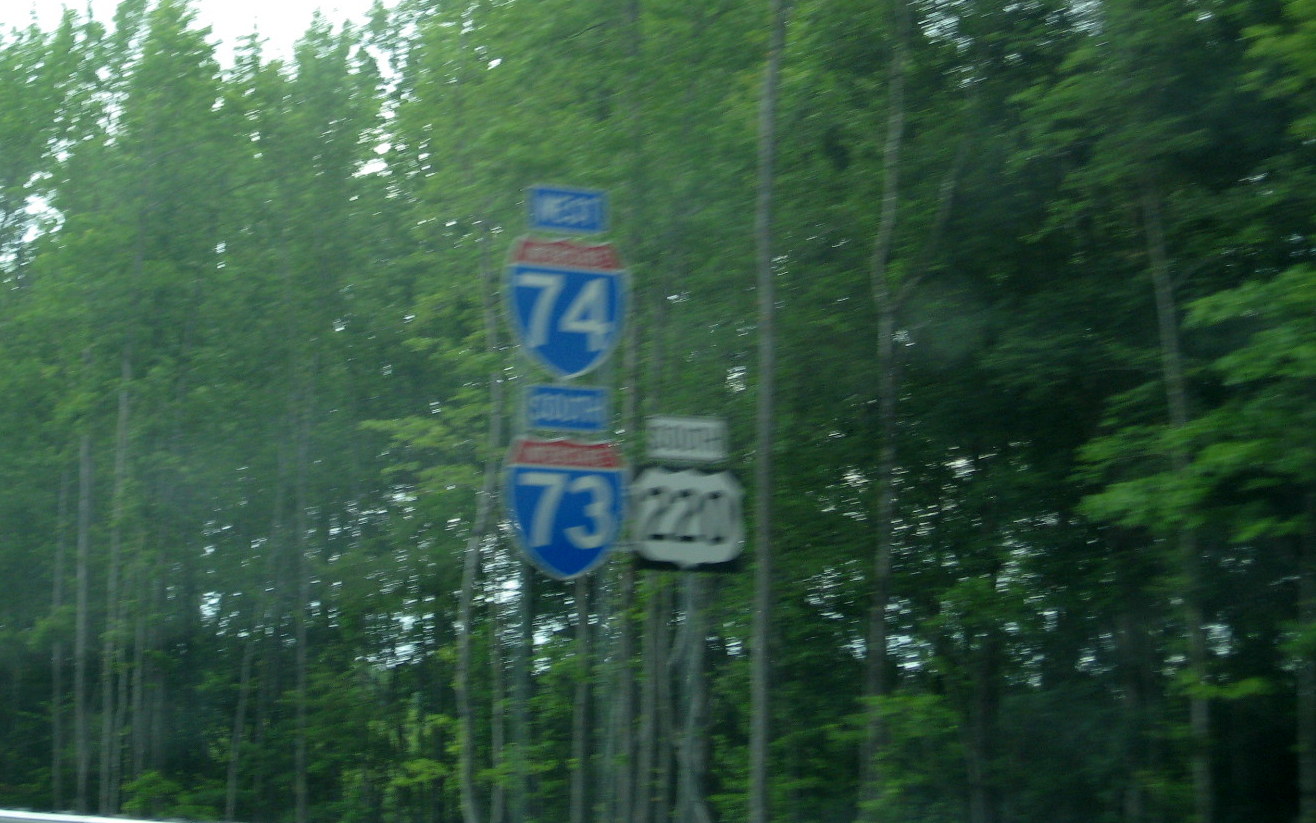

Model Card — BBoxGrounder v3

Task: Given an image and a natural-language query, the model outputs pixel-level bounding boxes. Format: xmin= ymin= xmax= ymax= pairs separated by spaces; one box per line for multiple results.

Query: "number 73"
xmin=518 ymin=471 xmax=614 ymax=550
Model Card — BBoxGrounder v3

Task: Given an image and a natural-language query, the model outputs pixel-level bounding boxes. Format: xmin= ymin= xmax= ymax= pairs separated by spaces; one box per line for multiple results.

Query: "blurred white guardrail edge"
xmin=0 ymin=812 xmax=212 ymax=823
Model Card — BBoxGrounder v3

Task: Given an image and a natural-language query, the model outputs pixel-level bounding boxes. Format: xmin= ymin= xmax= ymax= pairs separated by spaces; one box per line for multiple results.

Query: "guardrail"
xmin=0 ymin=812 xmax=199 ymax=823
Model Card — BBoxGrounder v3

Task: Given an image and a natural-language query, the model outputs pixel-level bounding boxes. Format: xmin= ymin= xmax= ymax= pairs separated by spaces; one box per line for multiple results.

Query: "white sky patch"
xmin=1 ymin=0 xmax=395 ymax=63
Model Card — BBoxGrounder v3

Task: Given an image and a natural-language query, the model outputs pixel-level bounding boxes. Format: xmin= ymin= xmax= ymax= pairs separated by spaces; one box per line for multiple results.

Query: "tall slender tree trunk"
xmin=294 ymin=567 xmax=309 ymax=823
xmin=613 ymin=0 xmax=645 ymax=811
xmin=1116 ymin=574 xmax=1154 ymax=823
xmin=965 ymin=660 xmax=999 ymax=823
xmin=227 ymin=513 xmax=269 ymax=823
xmin=113 ymin=601 xmax=131 ymax=794
xmin=98 ymin=426 xmax=122 ymax=811
xmin=97 ymin=624 xmax=122 ymax=814
xmin=1299 ymin=494 xmax=1316 ymax=823
xmin=75 ymin=431 xmax=93 ymax=814
xmin=99 ymin=351 xmax=131 ymax=814
xmin=226 ymin=630 xmax=258 ymax=821
xmin=130 ymin=583 xmax=147 ymax=780
xmin=513 ymin=562 xmax=533 ymax=823
xmin=966 ymin=624 xmax=1002 ymax=823
xmin=677 ymin=577 xmax=712 ymax=823
xmin=292 ymin=352 xmax=317 ymax=823
xmin=52 ymin=470 xmax=70 ymax=810
xmin=293 ymin=487 xmax=309 ymax=823
xmin=861 ymin=3 xmax=907 ymax=815
xmin=750 ymin=3 xmax=787 ymax=822
xmin=254 ymin=469 xmax=290 ymax=823
xmin=610 ymin=561 xmax=636 ymax=823
xmin=489 ymin=580 xmax=507 ymax=823
xmin=635 ymin=579 xmax=678 ymax=823
xmin=635 ymin=581 xmax=661 ymax=823
xmin=146 ymin=576 xmax=166 ymax=776
xmin=571 ymin=578 xmax=593 ymax=823
xmin=457 ymin=219 xmax=505 ymax=823
xmin=654 ymin=583 xmax=674 ymax=823
xmin=1140 ymin=185 xmax=1211 ymax=823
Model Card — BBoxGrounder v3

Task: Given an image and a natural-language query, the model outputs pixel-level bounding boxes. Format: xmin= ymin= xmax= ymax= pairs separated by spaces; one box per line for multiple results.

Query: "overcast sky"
xmin=1 ymin=0 xmax=390 ymax=61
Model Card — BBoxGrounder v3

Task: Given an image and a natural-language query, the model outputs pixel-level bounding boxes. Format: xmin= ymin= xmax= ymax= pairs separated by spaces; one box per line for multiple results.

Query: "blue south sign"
xmin=526 ymin=384 xmax=610 ymax=433
xmin=505 ymin=437 xmax=627 ymax=580
xmin=507 ymin=237 xmax=627 ymax=379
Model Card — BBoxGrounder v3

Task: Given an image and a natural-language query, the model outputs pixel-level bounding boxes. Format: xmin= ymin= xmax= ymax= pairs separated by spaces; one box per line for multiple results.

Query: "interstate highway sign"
xmin=507 ymin=237 xmax=627 ymax=379
xmin=505 ymin=437 xmax=627 ymax=580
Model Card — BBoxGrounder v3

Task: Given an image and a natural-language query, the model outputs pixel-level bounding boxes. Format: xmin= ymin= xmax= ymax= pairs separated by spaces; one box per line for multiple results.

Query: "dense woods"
xmin=0 ymin=0 xmax=1314 ymax=822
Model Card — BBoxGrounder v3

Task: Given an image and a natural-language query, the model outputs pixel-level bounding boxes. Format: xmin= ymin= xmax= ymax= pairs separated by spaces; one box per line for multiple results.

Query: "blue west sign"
xmin=505 ymin=437 xmax=627 ymax=580
xmin=528 ymin=185 xmax=608 ymax=235
xmin=506 ymin=237 xmax=627 ymax=379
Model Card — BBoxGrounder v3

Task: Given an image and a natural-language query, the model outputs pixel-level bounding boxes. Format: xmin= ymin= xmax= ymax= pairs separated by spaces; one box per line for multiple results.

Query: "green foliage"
xmin=860 ymin=693 xmax=964 ymax=823
xmin=121 ymin=770 xmax=219 ymax=820
xmin=1247 ymin=0 xmax=1316 ymax=136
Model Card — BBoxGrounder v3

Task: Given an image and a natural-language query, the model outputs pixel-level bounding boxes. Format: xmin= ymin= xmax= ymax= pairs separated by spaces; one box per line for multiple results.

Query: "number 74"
xmin=515 ymin=272 xmax=612 ymax=351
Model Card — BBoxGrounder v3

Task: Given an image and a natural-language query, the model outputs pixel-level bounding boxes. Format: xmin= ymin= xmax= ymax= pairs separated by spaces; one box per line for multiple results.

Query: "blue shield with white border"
xmin=506 ymin=237 xmax=627 ymax=379
xmin=505 ymin=437 xmax=626 ymax=580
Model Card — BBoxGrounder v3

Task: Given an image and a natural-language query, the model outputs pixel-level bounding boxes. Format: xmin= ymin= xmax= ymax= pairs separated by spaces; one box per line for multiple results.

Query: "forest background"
xmin=0 ymin=0 xmax=1314 ymax=822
